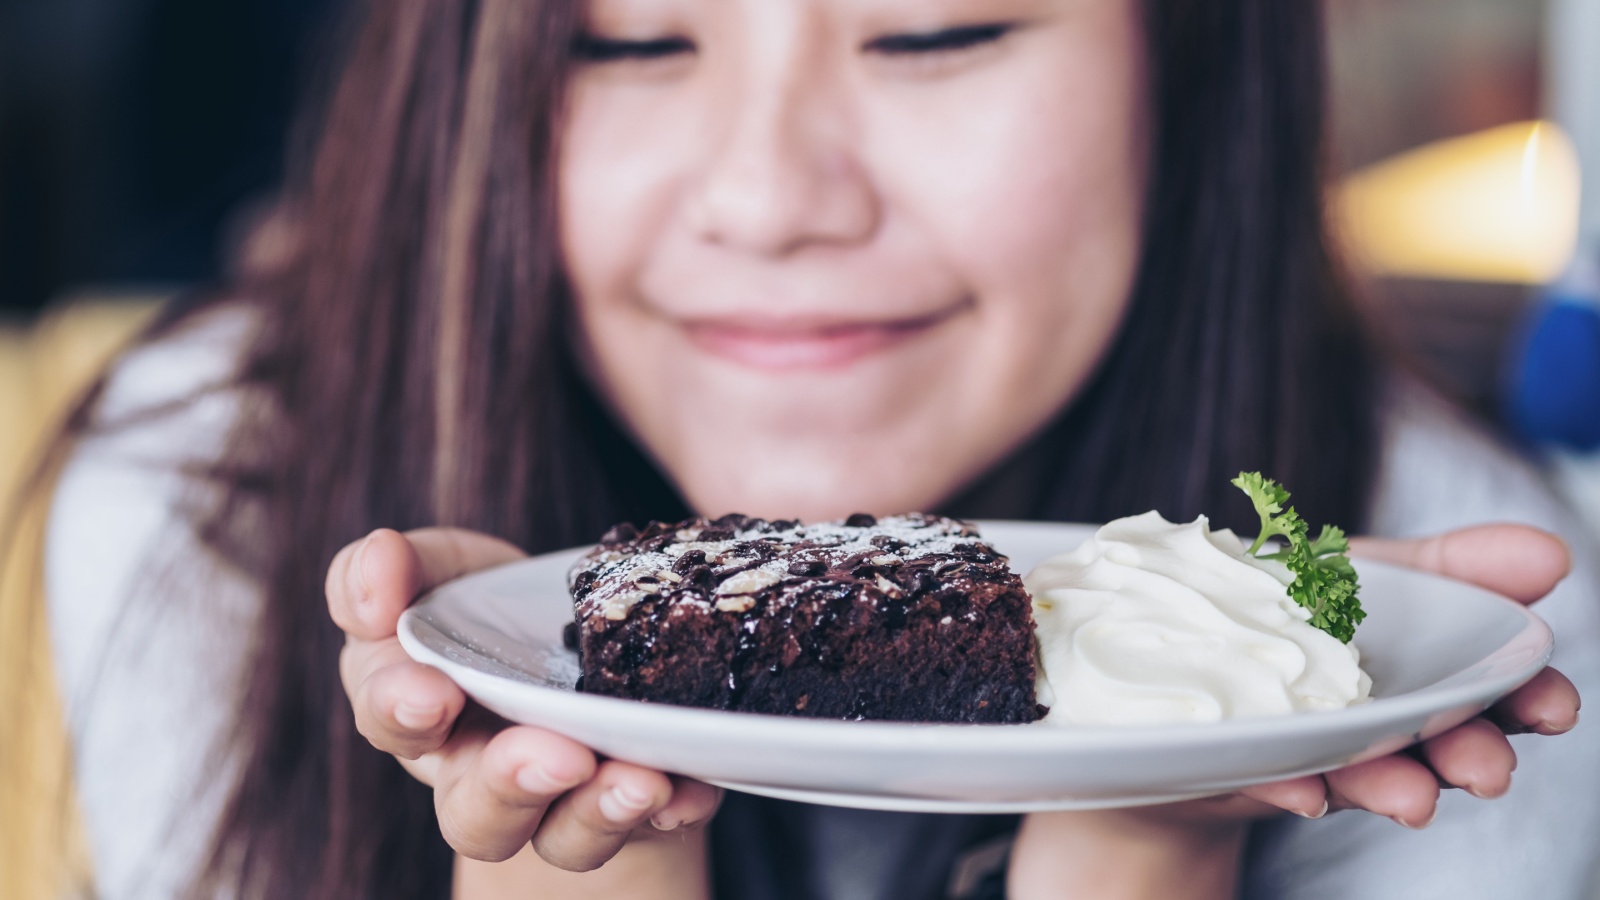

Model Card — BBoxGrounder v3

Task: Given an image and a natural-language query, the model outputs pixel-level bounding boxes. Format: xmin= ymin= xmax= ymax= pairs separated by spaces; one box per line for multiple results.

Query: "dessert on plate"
xmin=566 ymin=512 xmax=1043 ymax=723
xmin=565 ymin=474 xmax=1370 ymax=725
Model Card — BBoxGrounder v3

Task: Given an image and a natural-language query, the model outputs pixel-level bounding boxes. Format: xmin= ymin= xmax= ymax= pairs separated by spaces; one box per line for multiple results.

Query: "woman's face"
xmin=560 ymin=0 xmax=1145 ymax=520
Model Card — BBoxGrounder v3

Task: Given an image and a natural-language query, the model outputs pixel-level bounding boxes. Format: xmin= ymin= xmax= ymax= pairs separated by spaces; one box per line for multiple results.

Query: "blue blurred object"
xmin=1506 ymin=255 xmax=1600 ymax=449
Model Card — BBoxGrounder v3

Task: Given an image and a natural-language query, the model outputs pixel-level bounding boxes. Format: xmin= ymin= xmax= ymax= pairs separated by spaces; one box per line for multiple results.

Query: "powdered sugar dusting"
xmin=568 ymin=514 xmax=993 ymax=620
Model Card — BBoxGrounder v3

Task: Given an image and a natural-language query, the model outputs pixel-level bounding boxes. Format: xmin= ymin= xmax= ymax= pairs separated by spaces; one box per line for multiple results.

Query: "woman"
xmin=35 ymin=0 xmax=1591 ymax=898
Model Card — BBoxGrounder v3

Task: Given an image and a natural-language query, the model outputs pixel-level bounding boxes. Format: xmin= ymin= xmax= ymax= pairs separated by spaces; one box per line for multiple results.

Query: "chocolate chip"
xmin=710 ymin=513 xmax=750 ymax=529
xmin=870 ymin=535 xmax=907 ymax=551
xmin=952 ymin=543 xmax=997 ymax=563
xmin=809 ymin=582 xmax=854 ymax=603
xmin=907 ymin=569 xmax=937 ymax=596
xmin=672 ymin=549 xmax=707 ymax=573
xmin=698 ymin=527 xmax=734 ymax=542
xmin=600 ymin=522 xmax=638 ymax=544
xmin=731 ymin=540 xmax=765 ymax=558
xmin=933 ymin=587 xmax=965 ymax=617
xmin=562 ymin=621 xmax=579 ymax=650
xmin=572 ymin=570 xmax=598 ymax=594
xmin=879 ymin=598 xmax=906 ymax=629
xmin=684 ymin=564 xmax=715 ymax=589
xmin=788 ymin=559 xmax=826 ymax=577
xmin=844 ymin=513 xmax=877 ymax=528
xmin=768 ymin=519 xmax=800 ymax=532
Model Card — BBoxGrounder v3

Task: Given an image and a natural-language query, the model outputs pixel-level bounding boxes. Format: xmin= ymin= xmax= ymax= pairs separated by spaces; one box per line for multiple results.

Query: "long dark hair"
xmin=55 ymin=0 xmax=1379 ymax=897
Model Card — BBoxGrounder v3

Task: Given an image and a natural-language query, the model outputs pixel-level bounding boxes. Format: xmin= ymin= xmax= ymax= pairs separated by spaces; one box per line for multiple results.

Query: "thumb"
xmin=1348 ymin=524 xmax=1570 ymax=606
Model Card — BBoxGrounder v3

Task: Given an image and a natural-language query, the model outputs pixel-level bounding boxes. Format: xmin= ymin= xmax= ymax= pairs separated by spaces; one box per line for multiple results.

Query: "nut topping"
xmin=715 ymin=595 xmax=757 ymax=613
xmin=716 ymin=568 xmax=781 ymax=596
xmin=601 ymin=591 xmax=649 ymax=620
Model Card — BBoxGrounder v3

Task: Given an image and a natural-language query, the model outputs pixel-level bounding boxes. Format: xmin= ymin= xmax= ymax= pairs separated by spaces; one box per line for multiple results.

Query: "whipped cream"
xmin=1026 ymin=511 xmax=1371 ymax=725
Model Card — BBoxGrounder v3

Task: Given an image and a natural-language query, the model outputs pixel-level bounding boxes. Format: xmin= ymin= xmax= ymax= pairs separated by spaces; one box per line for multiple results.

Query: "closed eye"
xmin=571 ymin=33 xmax=696 ymax=63
xmin=864 ymin=22 xmax=1016 ymax=56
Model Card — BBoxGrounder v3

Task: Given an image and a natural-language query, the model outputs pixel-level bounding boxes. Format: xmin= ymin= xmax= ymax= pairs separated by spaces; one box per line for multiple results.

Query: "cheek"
xmin=558 ymin=79 xmax=702 ymax=320
xmin=558 ymin=80 xmax=712 ymax=430
xmin=862 ymin=42 xmax=1146 ymax=414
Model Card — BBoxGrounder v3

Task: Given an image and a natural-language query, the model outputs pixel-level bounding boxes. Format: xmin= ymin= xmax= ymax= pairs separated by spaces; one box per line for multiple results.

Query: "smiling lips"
xmin=679 ymin=306 xmax=964 ymax=371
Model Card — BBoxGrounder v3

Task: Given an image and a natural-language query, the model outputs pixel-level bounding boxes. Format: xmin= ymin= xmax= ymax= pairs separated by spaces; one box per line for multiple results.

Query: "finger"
xmin=1488 ymin=667 xmax=1581 ymax=735
xmin=531 ymin=761 xmax=675 ymax=871
xmin=1238 ymin=775 xmax=1329 ymax=819
xmin=648 ymin=777 xmax=724 ymax=832
xmin=1419 ymin=718 xmax=1517 ymax=799
xmin=329 ymin=528 xmax=526 ymax=643
xmin=432 ymin=726 xmax=598 ymax=862
xmin=325 ymin=532 xmax=384 ymax=641
xmin=326 ymin=529 xmax=419 ymax=643
xmin=342 ymin=639 xmax=467 ymax=759
xmin=403 ymin=527 xmax=527 ymax=590
xmin=1325 ymin=754 xmax=1440 ymax=828
xmin=1349 ymin=526 xmax=1570 ymax=606
xmin=394 ymin=704 xmax=509 ymax=787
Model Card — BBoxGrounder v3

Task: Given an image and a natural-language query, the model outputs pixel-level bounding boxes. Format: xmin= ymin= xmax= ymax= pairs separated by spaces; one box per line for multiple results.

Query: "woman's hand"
xmin=1010 ymin=524 xmax=1582 ymax=900
xmin=326 ymin=528 xmax=721 ymax=887
xmin=1237 ymin=524 xmax=1579 ymax=823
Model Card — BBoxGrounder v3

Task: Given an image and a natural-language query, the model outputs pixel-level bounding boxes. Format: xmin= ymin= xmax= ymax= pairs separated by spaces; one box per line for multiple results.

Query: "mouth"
xmin=677 ymin=304 xmax=968 ymax=371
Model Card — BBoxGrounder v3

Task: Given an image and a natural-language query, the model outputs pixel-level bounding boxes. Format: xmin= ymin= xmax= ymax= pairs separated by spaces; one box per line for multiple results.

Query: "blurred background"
xmin=0 ymin=0 xmax=341 ymax=315
xmin=0 ymin=0 xmax=1596 ymax=500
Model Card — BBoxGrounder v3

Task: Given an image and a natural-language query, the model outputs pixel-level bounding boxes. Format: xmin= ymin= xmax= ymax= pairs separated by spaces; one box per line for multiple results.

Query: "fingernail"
xmin=394 ymin=702 xmax=443 ymax=731
xmin=1394 ymin=808 xmax=1437 ymax=830
xmin=598 ymin=784 xmax=653 ymax=823
xmin=516 ymin=763 xmax=561 ymax=795
xmin=353 ymin=532 xmax=377 ymax=602
xmin=1294 ymin=800 xmax=1329 ymax=819
xmin=651 ymin=814 xmax=679 ymax=831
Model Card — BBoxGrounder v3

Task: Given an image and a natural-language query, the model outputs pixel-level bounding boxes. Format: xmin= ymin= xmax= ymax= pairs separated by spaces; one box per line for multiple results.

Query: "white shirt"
xmin=48 ymin=315 xmax=1600 ymax=900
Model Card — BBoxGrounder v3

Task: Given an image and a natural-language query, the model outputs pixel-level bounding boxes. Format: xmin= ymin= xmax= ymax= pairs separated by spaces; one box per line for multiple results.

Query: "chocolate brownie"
xmin=566 ymin=513 xmax=1043 ymax=723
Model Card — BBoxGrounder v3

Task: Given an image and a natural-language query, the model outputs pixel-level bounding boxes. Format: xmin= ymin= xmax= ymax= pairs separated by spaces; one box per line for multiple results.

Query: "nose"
xmin=685 ymin=53 xmax=880 ymax=255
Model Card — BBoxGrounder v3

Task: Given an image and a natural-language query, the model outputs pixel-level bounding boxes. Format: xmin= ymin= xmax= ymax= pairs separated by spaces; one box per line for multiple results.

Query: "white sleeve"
xmin=46 ymin=309 xmax=263 ymax=900
xmin=1242 ymin=386 xmax=1600 ymax=900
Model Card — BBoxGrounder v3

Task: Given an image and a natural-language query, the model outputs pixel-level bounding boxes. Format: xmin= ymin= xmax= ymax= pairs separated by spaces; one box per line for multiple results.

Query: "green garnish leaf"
xmin=1232 ymin=472 xmax=1365 ymax=643
xmin=1232 ymin=472 xmax=1302 ymax=556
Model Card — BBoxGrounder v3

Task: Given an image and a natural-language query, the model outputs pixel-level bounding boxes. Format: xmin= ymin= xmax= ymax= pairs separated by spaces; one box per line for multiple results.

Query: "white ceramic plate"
xmin=398 ymin=521 xmax=1553 ymax=813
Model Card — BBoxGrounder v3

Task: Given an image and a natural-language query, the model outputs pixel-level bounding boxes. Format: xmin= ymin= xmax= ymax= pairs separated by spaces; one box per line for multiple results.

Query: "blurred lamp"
xmin=1338 ymin=120 xmax=1581 ymax=284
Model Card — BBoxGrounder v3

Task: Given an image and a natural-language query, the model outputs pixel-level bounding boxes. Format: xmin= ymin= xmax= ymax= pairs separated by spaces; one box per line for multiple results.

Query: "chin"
xmin=673 ymin=451 xmax=959 ymax=524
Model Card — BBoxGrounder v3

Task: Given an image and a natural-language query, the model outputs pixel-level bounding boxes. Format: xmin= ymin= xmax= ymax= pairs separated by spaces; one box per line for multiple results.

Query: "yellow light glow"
xmin=1338 ymin=120 xmax=1582 ymax=284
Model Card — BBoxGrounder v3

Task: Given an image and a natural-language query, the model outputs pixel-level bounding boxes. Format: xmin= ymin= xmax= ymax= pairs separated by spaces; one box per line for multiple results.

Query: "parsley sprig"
xmin=1232 ymin=472 xmax=1365 ymax=643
